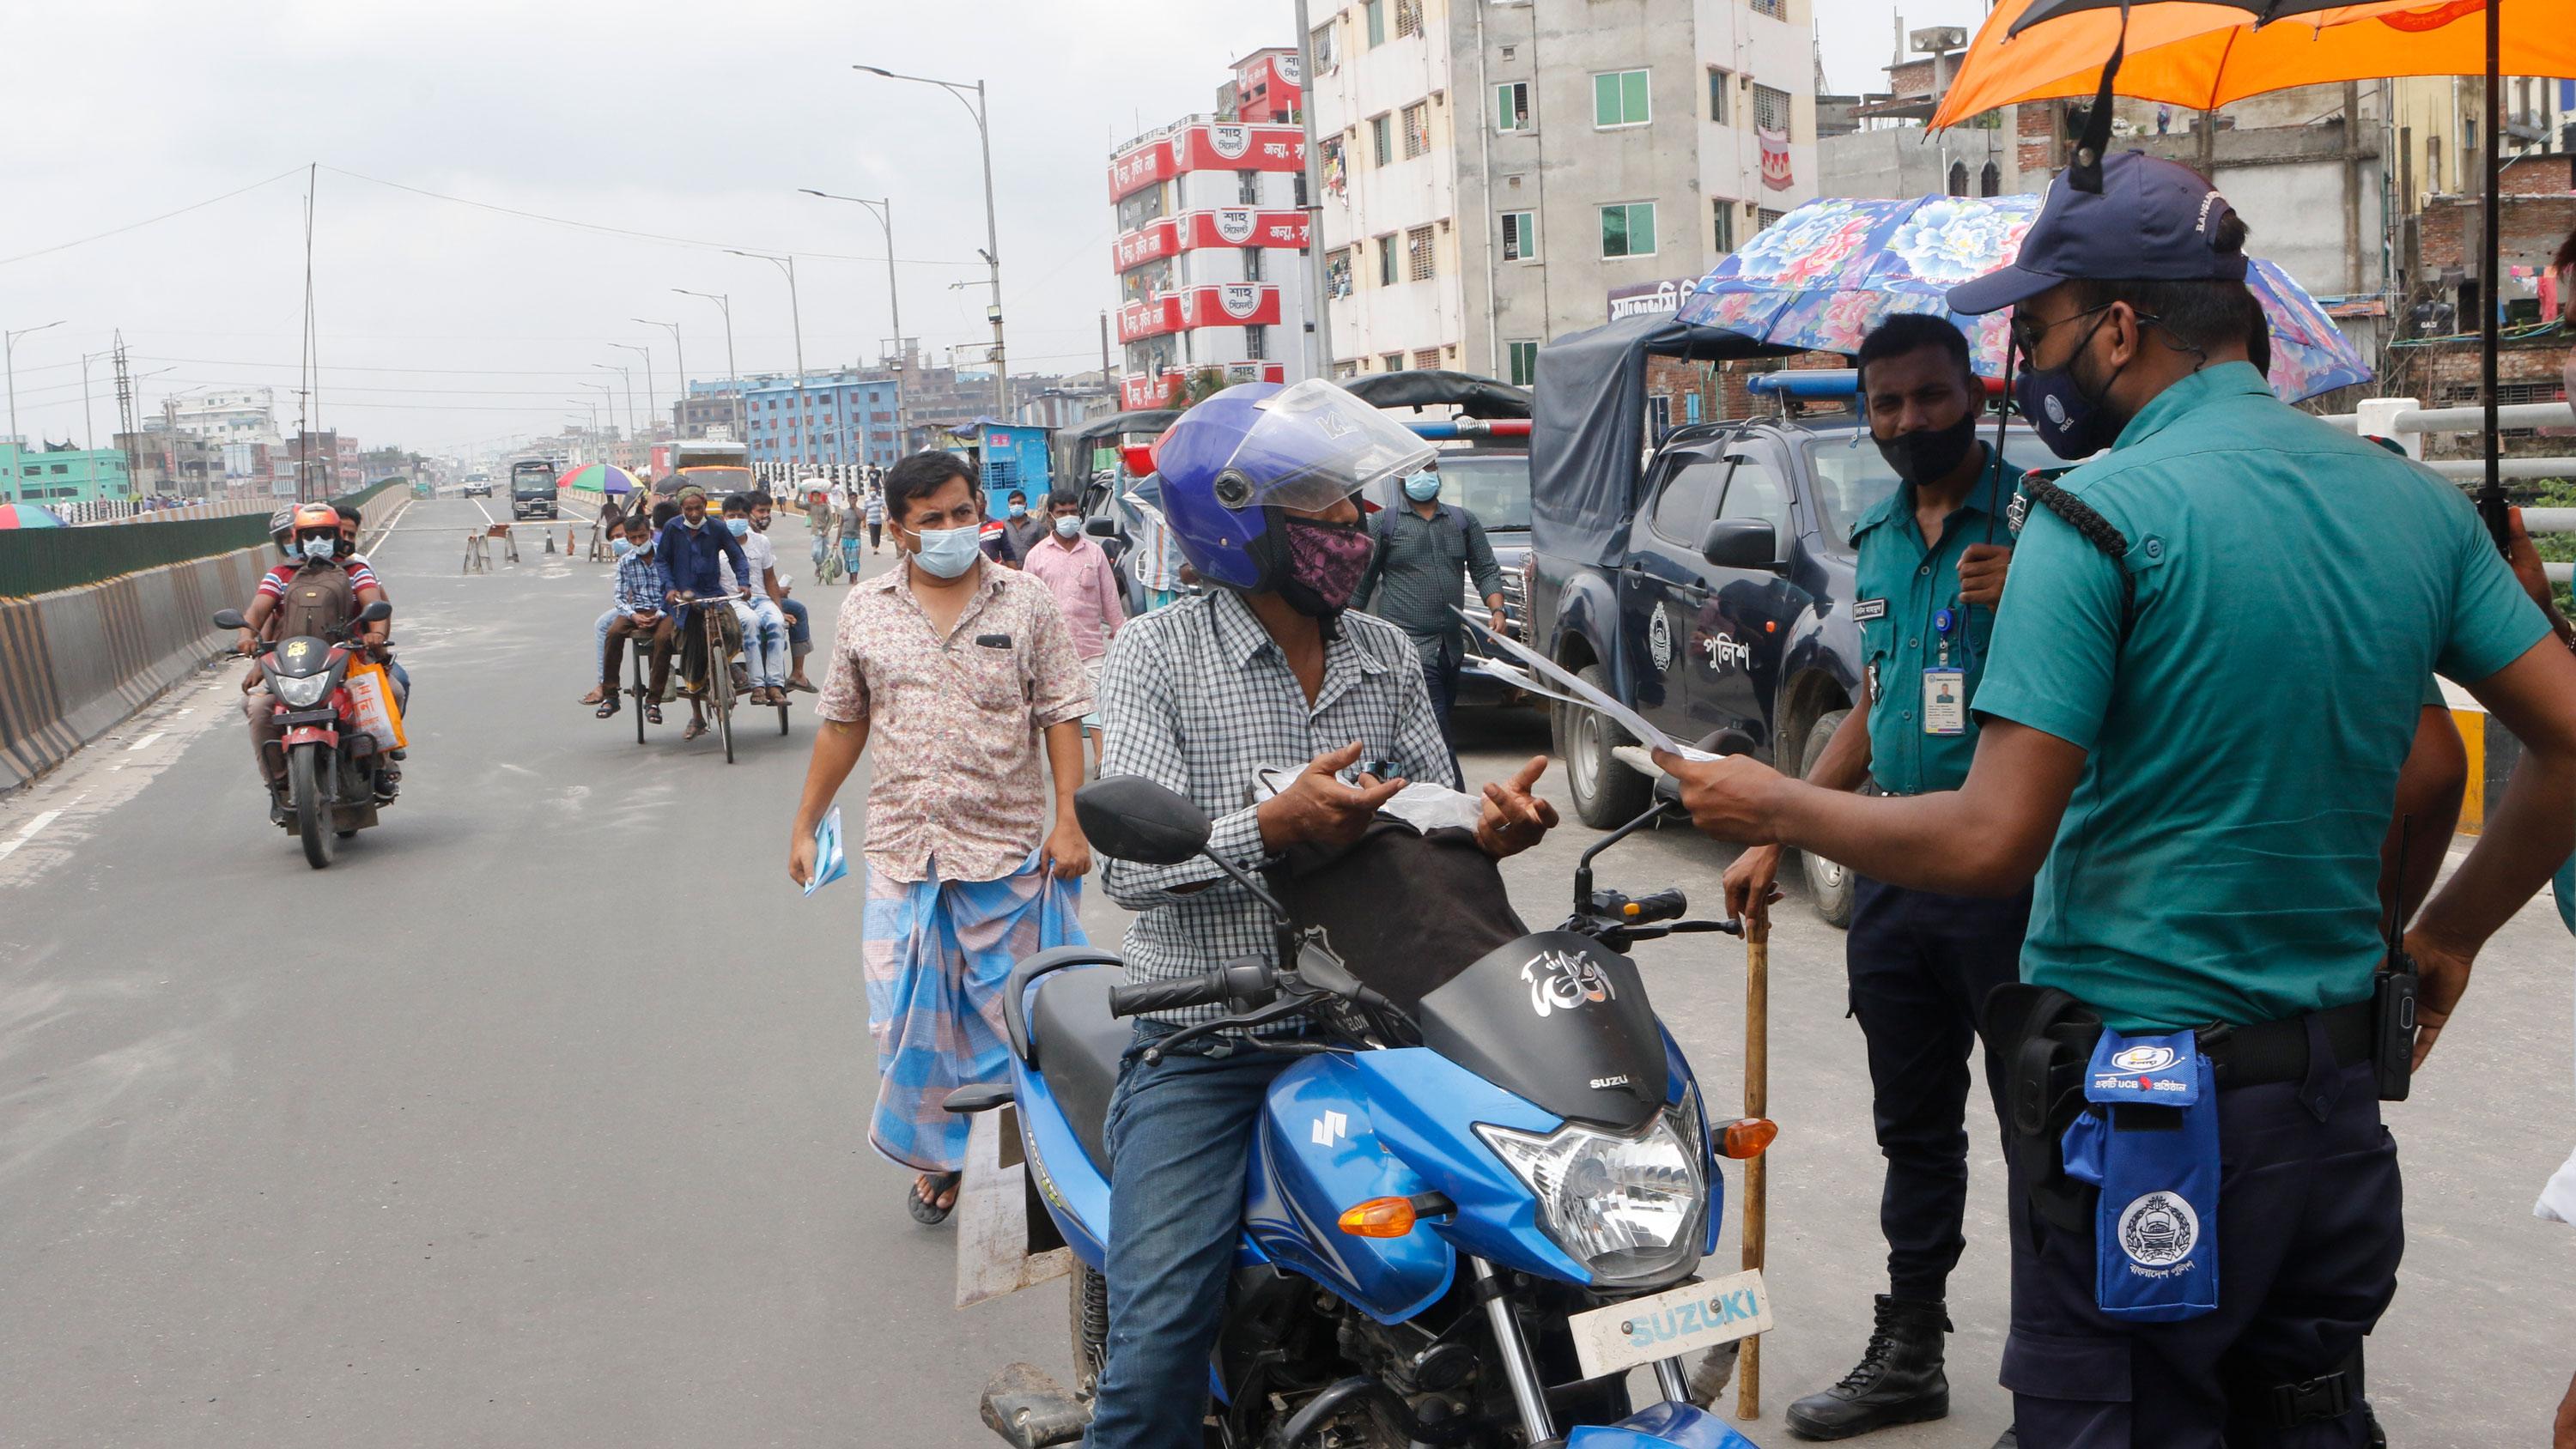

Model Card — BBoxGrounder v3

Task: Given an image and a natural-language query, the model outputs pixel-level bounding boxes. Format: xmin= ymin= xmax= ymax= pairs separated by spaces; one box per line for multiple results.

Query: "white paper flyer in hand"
xmin=1454 ymin=608 xmax=1720 ymax=762
xmin=804 ymin=805 xmax=850 ymax=896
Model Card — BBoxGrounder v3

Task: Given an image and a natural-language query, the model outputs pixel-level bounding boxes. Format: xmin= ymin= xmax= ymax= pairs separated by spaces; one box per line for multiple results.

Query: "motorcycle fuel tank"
xmin=1244 ymin=1055 xmax=1455 ymax=1325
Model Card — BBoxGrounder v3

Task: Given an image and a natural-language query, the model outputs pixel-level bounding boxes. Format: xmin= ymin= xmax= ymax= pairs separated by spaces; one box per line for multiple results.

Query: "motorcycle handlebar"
xmin=1110 ymin=973 xmax=1232 ymax=1018
xmin=1623 ymin=888 xmax=1688 ymax=925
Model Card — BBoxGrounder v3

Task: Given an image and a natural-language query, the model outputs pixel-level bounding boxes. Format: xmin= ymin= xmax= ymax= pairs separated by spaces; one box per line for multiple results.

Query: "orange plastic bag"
xmin=344 ymin=659 xmax=407 ymax=752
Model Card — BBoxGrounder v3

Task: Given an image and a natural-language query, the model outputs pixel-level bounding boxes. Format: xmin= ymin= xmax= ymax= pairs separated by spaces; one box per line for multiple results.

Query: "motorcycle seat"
xmin=1030 ymin=967 xmax=1130 ymax=1181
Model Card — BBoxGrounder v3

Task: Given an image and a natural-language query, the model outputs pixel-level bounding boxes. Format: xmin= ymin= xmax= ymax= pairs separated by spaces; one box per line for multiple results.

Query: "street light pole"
xmin=609 ymin=341 xmax=655 ymax=441
xmin=854 ymin=65 xmax=1006 ymax=418
xmin=729 ymin=250 xmax=810 ymax=476
xmin=674 ymin=288 xmax=742 ymax=444
xmin=634 ymin=318 xmax=686 ymax=440
xmin=799 ymin=188 xmax=907 ymax=460
xmin=5 ymin=319 xmax=66 ymax=446
xmin=593 ymin=363 xmax=634 ymax=437
xmin=583 ymin=382 xmax=617 ymax=461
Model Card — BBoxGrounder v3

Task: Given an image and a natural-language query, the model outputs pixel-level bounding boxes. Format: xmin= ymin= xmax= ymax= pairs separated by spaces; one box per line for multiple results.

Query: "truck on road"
xmin=509 ymin=459 xmax=560 ymax=519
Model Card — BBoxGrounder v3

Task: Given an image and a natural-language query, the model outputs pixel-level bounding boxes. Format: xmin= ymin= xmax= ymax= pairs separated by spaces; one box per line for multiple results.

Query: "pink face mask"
xmin=1279 ymin=516 xmax=1376 ymax=615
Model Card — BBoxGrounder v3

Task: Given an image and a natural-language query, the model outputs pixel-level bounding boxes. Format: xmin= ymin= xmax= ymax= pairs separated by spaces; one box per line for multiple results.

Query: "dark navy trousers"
xmin=1846 ymin=873 xmax=2032 ymax=1303
xmin=2002 ymin=1058 xmax=2402 ymax=1447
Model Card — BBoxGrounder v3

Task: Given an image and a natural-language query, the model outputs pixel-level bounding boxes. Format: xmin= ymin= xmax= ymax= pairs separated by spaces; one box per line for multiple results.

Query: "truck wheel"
xmin=1559 ymin=662 xmax=1653 ymax=829
xmin=1796 ymin=708 xmax=1864 ymax=928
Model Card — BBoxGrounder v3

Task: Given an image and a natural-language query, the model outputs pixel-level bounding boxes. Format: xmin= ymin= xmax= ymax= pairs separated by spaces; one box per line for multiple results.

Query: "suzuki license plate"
xmin=1567 ymin=1270 xmax=1772 ymax=1380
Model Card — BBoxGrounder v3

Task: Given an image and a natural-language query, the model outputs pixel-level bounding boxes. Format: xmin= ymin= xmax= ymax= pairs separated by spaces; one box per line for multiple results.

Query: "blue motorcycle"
xmin=954 ymin=777 xmax=1778 ymax=1449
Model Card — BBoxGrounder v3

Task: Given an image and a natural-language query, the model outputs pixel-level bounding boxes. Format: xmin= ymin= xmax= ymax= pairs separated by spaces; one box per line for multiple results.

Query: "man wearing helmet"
xmin=1083 ymin=381 xmax=1560 ymax=1447
xmin=233 ymin=503 xmax=402 ymax=813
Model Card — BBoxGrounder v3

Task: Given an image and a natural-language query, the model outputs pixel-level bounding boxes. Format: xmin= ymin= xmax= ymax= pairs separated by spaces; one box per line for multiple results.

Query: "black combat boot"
xmin=1784 ymin=1294 xmax=1952 ymax=1440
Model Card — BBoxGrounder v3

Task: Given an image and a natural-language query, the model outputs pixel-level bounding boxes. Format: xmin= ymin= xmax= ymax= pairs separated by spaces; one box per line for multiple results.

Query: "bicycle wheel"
xmin=629 ymin=647 xmax=647 ymax=745
xmin=707 ymin=614 xmax=736 ymax=764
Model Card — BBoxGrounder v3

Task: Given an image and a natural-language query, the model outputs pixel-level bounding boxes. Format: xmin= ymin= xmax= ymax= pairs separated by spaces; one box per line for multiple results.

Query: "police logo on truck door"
xmin=1648 ymin=608 xmax=1674 ymax=673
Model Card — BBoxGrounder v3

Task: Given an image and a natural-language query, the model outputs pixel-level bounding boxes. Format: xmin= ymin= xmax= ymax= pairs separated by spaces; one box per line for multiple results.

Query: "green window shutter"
xmin=1623 ymin=71 xmax=1649 ymax=125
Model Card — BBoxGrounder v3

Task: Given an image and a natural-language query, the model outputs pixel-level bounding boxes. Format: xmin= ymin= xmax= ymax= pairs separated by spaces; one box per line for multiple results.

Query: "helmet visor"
xmin=1219 ymin=379 xmax=1436 ymax=513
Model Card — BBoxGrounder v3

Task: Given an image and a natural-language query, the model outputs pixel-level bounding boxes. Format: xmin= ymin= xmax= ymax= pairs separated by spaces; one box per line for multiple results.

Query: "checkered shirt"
xmin=1097 ymin=589 xmax=1456 ymax=1030
xmin=612 ymin=547 xmax=663 ymax=615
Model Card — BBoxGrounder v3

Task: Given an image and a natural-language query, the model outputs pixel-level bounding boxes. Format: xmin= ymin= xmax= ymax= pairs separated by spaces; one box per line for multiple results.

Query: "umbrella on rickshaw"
xmin=558 ymin=462 xmax=639 ymax=495
xmin=0 ymin=502 xmax=68 ymax=528
xmin=1929 ymin=0 xmax=2576 ymax=546
xmin=1676 ymin=191 xmax=2372 ymax=403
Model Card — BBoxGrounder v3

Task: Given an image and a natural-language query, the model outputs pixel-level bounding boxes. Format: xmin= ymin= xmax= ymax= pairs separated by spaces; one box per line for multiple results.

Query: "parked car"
xmin=1525 ymin=312 xmax=2035 ymax=925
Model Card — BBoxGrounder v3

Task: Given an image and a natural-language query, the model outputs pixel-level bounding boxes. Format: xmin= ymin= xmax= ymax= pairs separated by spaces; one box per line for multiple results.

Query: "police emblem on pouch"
xmin=2111 ymin=1044 xmax=2178 ymax=1074
xmin=2118 ymin=1191 xmax=2199 ymax=1267
xmin=1522 ymin=948 xmax=1615 ymax=1019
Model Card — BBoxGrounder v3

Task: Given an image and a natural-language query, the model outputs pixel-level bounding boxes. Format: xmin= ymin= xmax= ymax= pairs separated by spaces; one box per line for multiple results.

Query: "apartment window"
xmin=1753 ymin=83 xmax=1791 ymax=132
xmin=1595 ymin=70 xmax=1651 ymax=129
xmin=1238 ymin=169 xmax=1261 ymax=204
xmin=1507 ymin=339 xmax=1540 ymax=387
xmin=1402 ymin=101 xmax=1431 ymax=158
xmin=1757 ymin=207 xmax=1785 ymax=231
xmin=1310 ymin=21 xmax=1336 ymax=74
xmin=1327 ymin=248 xmax=1355 ymax=299
xmin=1601 ymin=201 xmax=1657 ymax=258
xmin=1370 ymin=113 xmax=1394 ymax=165
xmin=1364 ymin=0 xmax=1385 ymax=46
xmin=1501 ymin=210 xmax=1537 ymax=262
xmin=1242 ymin=246 xmax=1264 ymax=282
xmin=1750 ymin=0 xmax=1783 ymax=16
xmin=1947 ymin=161 xmax=1969 ymax=197
xmin=1396 ymin=0 xmax=1423 ymax=36
xmin=1406 ymin=224 xmax=1437 ymax=282
xmin=1414 ymin=348 xmax=1443 ymax=370
xmin=1712 ymin=201 xmax=1735 ymax=254
xmin=1496 ymin=81 xmax=1531 ymax=132
xmin=1382 ymin=351 xmax=1406 ymax=372
xmin=1980 ymin=161 xmax=2002 ymax=196
xmin=1707 ymin=69 xmax=1729 ymax=124
xmin=1376 ymin=233 xmax=1400 ymax=286
xmin=1244 ymin=325 xmax=1267 ymax=361
xmin=1334 ymin=360 xmax=1359 ymax=379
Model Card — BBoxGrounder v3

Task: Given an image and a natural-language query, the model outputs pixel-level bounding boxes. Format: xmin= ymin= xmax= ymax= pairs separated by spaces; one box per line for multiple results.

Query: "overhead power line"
xmin=0 ymin=167 xmax=307 ymax=269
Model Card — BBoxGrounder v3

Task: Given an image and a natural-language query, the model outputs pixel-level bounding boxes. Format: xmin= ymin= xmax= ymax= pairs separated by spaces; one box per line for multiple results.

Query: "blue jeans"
xmin=781 ymin=593 xmax=811 ymax=650
xmin=592 ymin=607 xmax=619 ymax=673
xmin=741 ymin=598 xmax=788 ymax=687
xmin=1085 ymin=1024 xmax=1291 ymax=1449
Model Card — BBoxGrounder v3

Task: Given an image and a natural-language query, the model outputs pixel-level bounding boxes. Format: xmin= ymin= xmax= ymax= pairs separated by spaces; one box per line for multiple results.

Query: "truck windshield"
xmin=1436 ymin=454 xmax=1531 ymax=530
xmin=510 ymin=463 xmax=554 ymax=495
xmin=1802 ymin=436 xmax=1901 ymax=555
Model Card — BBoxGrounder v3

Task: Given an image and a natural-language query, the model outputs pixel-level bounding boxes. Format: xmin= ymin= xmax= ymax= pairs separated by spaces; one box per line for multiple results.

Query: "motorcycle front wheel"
xmin=289 ymin=744 xmax=335 ymax=870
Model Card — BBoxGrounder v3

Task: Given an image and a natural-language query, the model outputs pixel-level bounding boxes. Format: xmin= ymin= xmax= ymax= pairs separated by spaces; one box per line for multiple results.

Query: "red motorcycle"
xmin=212 ymin=599 xmax=397 ymax=869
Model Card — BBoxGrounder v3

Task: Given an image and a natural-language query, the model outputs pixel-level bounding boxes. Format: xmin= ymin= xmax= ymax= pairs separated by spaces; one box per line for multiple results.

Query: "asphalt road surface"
xmin=1 ymin=494 xmax=2568 ymax=1447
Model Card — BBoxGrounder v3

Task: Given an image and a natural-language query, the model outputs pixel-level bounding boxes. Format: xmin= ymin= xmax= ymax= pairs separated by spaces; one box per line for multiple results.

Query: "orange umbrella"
xmin=1931 ymin=1 xmax=2573 ymax=124
xmin=1932 ymin=0 xmax=2572 ymax=548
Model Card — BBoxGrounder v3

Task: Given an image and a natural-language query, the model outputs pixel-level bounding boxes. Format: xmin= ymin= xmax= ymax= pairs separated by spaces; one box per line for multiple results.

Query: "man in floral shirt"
xmin=787 ymin=450 xmax=1094 ymax=1223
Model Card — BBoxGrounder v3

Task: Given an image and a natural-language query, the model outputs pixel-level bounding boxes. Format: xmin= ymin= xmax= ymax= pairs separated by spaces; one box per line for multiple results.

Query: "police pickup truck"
xmin=1525 ymin=324 xmax=2031 ymax=925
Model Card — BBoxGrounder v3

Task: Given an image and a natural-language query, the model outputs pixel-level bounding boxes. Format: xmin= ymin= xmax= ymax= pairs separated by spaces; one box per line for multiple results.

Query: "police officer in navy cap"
xmin=1653 ymin=149 xmax=2576 ymax=1447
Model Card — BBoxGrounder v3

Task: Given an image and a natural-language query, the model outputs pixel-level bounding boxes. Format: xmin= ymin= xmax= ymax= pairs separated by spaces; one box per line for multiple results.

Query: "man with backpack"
xmin=232 ymin=504 xmax=403 ymax=814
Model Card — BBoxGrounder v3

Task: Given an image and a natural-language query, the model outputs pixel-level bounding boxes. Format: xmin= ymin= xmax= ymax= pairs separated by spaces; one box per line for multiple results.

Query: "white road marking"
xmin=0 ymin=811 xmax=64 ymax=862
xmin=125 ymin=733 xmax=163 ymax=752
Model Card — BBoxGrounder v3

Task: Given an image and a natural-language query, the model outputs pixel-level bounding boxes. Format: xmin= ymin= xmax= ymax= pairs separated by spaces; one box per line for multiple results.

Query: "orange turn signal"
xmin=1338 ymin=1197 xmax=1419 ymax=1238
xmin=1720 ymin=1118 xmax=1778 ymax=1160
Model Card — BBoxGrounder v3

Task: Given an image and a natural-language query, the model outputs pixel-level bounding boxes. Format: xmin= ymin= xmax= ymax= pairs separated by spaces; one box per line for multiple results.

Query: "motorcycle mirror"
xmin=356 ymin=600 xmax=393 ymax=623
xmin=1083 ymin=517 xmax=1118 ymax=538
xmin=1074 ymin=774 xmax=1212 ymax=866
xmin=211 ymin=608 xmax=249 ymax=631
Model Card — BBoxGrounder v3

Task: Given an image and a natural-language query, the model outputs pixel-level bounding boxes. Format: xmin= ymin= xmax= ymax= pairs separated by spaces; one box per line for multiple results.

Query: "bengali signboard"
xmin=1607 ymin=276 xmax=1706 ymax=322
xmin=1109 ymin=123 xmax=1307 ymax=201
xmin=1112 ymin=211 xmax=1309 ymax=273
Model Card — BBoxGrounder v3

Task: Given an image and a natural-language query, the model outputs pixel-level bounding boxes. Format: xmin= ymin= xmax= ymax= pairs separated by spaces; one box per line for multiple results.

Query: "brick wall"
xmin=2017 ymin=103 xmax=2061 ymax=179
xmin=2418 ymin=192 xmax=2576 ymax=276
xmin=2389 ymin=336 xmax=2571 ymax=458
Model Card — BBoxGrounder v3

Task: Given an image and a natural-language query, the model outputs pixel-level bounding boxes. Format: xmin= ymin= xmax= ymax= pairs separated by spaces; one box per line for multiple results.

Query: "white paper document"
xmin=1454 ymin=608 xmax=1719 ymax=762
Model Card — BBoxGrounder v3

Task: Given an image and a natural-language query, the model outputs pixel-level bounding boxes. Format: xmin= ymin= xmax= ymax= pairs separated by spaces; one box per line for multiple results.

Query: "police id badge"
xmin=1922 ymin=668 xmax=1966 ymax=736
xmin=2059 ymin=1028 xmax=2220 ymax=1322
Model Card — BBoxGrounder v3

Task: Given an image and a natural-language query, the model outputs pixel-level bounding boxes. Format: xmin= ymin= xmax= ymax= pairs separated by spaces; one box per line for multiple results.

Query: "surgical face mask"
xmin=726 ymin=517 xmax=750 ymax=538
xmin=1053 ymin=515 xmax=1081 ymax=540
xmin=1275 ymin=514 xmax=1376 ymax=618
xmin=300 ymin=536 xmax=337 ymax=561
xmin=1008 ymin=501 xmax=1029 ymax=519
xmin=1873 ymin=408 xmax=1980 ymax=486
xmin=2013 ymin=312 xmax=2127 ymax=461
xmin=1402 ymin=471 xmax=1442 ymax=503
xmin=611 ymin=537 xmax=634 ymax=558
xmin=908 ymin=524 xmax=982 ymax=579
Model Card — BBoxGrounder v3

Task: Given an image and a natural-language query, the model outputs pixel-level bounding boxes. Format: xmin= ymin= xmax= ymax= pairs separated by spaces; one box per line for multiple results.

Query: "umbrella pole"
xmin=1735 ymin=914 xmax=1770 ymax=1422
xmin=2479 ymin=0 xmax=2507 ymax=552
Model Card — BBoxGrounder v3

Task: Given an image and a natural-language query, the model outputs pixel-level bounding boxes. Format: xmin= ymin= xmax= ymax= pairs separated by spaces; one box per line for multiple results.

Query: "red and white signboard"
xmin=1115 ymin=294 xmax=1186 ymax=344
xmin=1109 ymin=122 xmax=1306 ymax=201
xmin=1118 ymin=362 xmax=1288 ymax=410
xmin=1116 ymin=285 xmax=1283 ymax=343
xmin=1112 ymin=210 xmax=1309 ymax=272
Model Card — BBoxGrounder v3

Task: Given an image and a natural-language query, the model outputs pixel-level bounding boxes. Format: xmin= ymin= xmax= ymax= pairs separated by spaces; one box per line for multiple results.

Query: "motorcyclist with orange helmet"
xmin=234 ymin=504 xmax=404 ymax=815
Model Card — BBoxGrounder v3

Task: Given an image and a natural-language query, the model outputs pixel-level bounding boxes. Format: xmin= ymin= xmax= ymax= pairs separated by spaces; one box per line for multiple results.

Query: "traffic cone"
xmin=544 ymin=530 xmax=556 ymax=555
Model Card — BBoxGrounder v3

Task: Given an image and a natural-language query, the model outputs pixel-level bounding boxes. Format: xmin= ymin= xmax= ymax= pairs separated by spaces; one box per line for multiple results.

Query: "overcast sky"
xmin=0 ymin=0 xmax=1978 ymax=456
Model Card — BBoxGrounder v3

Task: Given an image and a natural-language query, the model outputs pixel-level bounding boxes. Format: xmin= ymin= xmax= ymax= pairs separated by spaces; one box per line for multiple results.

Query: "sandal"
xmin=595 ymin=698 xmax=620 ymax=718
xmin=908 ymin=1172 xmax=962 ymax=1226
xmin=683 ymin=718 xmax=708 ymax=741
xmin=645 ymin=704 xmax=663 ymax=724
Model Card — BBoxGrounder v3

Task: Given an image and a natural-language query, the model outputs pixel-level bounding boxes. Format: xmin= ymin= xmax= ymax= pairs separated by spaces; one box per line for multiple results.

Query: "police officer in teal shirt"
xmin=1726 ymin=314 xmax=2030 ymax=1444
xmin=1659 ymin=152 xmax=2576 ymax=1448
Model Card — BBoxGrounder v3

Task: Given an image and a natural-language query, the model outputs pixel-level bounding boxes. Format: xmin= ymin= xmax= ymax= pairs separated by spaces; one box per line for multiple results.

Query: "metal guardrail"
xmin=2317 ymin=397 xmax=2574 ymax=581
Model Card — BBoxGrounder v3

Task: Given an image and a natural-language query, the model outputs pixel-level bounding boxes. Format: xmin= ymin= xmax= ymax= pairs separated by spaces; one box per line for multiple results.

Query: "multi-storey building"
xmin=167 ymin=387 xmax=279 ymax=447
xmin=741 ymin=371 xmax=904 ymax=471
xmin=1308 ymin=0 xmax=1816 ymax=385
xmin=1108 ymin=48 xmax=1314 ymax=410
xmin=0 ymin=440 xmax=131 ymax=505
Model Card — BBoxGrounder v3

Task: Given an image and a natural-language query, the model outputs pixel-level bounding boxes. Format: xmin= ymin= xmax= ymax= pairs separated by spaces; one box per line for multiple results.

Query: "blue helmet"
xmin=1153 ymin=380 xmax=1435 ymax=591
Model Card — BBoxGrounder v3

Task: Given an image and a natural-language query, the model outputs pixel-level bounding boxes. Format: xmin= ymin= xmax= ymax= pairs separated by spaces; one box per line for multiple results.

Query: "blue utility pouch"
xmin=2058 ymin=1028 xmax=2219 ymax=1322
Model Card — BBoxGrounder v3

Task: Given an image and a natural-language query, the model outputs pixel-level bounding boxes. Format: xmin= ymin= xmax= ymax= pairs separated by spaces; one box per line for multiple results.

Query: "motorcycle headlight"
xmin=272 ymin=670 xmax=333 ymax=707
xmin=1475 ymin=1088 xmax=1706 ymax=1288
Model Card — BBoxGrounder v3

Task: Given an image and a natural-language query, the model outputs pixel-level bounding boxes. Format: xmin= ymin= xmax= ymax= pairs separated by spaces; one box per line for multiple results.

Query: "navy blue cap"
xmin=1947 ymin=151 xmax=2248 ymax=316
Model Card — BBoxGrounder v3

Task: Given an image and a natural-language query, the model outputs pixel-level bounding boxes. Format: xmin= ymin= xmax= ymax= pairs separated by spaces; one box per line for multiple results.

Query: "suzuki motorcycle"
xmin=952 ymin=775 xmax=1777 ymax=1449
xmin=212 ymin=601 xmax=398 ymax=870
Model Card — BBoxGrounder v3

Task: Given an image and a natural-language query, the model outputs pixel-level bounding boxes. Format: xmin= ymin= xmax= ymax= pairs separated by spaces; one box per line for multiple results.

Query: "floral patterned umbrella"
xmin=1674 ymin=193 xmax=2371 ymax=403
